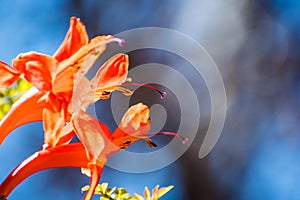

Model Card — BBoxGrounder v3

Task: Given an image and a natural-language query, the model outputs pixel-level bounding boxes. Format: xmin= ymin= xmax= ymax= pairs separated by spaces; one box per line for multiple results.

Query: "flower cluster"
xmin=0 ymin=17 xmax=185 ymax=200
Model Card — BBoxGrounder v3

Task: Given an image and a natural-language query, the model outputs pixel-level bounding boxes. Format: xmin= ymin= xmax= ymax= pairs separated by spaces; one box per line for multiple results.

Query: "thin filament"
xmin=121 ymin=83 xmax=167 ymax=99
xmin=145 ymin=131 xmax=188 ymax=144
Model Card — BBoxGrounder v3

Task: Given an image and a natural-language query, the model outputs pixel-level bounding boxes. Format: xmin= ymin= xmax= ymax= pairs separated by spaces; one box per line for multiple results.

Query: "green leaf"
xmin=0 ymin=78 xmax=32 ymax=120
xmin=1 ymin=103 xmax=11 ymax=114
xmin=5 ymin=87 xmax=16 ymax=96
xmin=114 ymin=188 xmax=129 ymax=198
xmin=0 ymin=91 xmax=4 ymax=98
xmin=123 ymin=197 xmax=137 ymax=200
xmin=100 ymin=193 xmax=114 ymax=200
xmin=99 ymin=182 xmax=109 ymax=194
xmin=16 ymin=79 xmax=32 ymax=92
xmin=81 ymin=183 xmax=173 ymax=200
xmin=134 ymin=193 xmax=144 ymax=200
xmin=106 ymin=187 xmax=117 ymax=195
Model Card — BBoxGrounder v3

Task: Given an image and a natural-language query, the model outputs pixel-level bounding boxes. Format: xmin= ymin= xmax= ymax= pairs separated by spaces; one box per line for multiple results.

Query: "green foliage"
xmin=82 ymin=183 xmax=174 ymax=200
xmin=0 ymin=79 xmax=31 ymax=120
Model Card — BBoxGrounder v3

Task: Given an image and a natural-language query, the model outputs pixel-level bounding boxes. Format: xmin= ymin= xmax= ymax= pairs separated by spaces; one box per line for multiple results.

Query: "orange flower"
xmin=70 ymin=102 xmax=160 ymax=199
xmin=0 ymin=142 xmax=89 ymax=199
xmin=0 ymin=103 xmax=157 ymax=200
xmin=72 ymin=53 xmax=130 ymax=113
xmin=0 ymin=49 xmax=186 ymax=199
xmin=0 ymin=17 xmax=123 ymax=147
xmin=0 ymin=16 xmax=189 ymax=200
xmin=36 ymin=52 xmax=131 ymax=151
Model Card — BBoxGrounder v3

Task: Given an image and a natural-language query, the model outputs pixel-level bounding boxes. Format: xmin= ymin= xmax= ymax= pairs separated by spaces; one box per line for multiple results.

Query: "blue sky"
xmin=1 ymin=0 xmax=300 ymax=199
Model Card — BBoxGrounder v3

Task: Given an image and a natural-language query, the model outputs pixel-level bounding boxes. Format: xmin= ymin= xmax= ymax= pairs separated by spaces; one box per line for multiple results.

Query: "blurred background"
xmin=1 ymin=0 xmax=300 ymax=199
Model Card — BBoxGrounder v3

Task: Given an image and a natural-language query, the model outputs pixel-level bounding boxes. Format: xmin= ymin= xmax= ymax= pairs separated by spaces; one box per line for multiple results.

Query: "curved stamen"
xmin=106 ymin=37 xmax=125 ymax=46
xmin=120 ymin=83 xmax=167 ymax=99
xmin=144 ymin=131 xmax=188 ymax=144
xmin=91 ymin=86 xmax=133 ymax=97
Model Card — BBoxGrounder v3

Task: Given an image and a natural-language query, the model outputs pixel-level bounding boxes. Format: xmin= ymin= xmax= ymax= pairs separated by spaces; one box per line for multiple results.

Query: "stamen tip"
xmin=183 ymin=138 xmax=189 ymax=144
xmin=161 ymin=92 xmax=167 ymax=99
xmin=118 ymin=39 xmax=125 ymax=46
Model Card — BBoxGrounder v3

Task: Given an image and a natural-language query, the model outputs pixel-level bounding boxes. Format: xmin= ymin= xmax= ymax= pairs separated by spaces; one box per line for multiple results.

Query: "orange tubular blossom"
xmin=0 ymin=103 xmax=154 ymax=200
xmin=0 ymin=17 xmax=122 ymax=148
xmin=72 ymin=103 xmax=155 ymax=199
xmin=0 ymin=143 xmax=89 ymax=200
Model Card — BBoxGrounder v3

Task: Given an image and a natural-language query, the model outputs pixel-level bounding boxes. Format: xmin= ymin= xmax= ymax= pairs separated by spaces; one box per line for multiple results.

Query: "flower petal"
xmin=48 ymin=122 xmax=76 ymax=148
xmin=72 ymin=109 xmax=113 ymax=162
xmin=0 ymin=143 xmax=88 ymax=199
xmin=13 ymin=52 xmax=57 ymax=91
xmin=55 ymin=35 xmax=114 ymax=76
xmin=111 ymin=103 xmax=151 ymax=148
xmin=72 ymin=75 xmax=91 ymax=112
xmin=52 ymin=35 xmax=117 ymax=99
xmin=43 ymin=93 xmax=67 ymax=147
xmin=0 ymin=87 xmax=46 ymax=145
xmin=117 ymin=103 xmax=150 ymax=133
xmin=79 ymin=54 xmax=129 ymax=104
xmin=91 ymin=53 xmax=129 ymax=89
xmin=53 ymin=17 xmax=89 ymax=62
xmin=71 ymin=54 xmax=129 ymax=113
xmin=0 ymin=61 xmax=21 ymax=88
xmin=76 ymin=35 xmax=115 ymax=75
xmin=51 ymin=66 xmax=77 ymax=101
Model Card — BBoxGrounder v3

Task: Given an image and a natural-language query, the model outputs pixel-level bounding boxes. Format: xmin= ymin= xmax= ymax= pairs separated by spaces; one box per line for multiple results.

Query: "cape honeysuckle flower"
xmin=72 ymin=53 xmax=131 ymax=113
xmin=0 ymin=17 xmax=124 ymax=147
xmin=38 ymin=52 xmax=132 ymax=150
xmin=72 ymin=103 xmax=158 ymax=199
xmin=0 ymin=142 xmax=89 ymax=200
xmin=0 ymin=103 xmax=158 ymax=200
xmin=67 ymin=51 xmax=188 ymax=198
xmin=0 ymin=16 xmax=188 ymax=200
xmin=70 ymin=50 xmax=170 ymax=153
xmin=71 ymin=103 xmax=187 ymax=199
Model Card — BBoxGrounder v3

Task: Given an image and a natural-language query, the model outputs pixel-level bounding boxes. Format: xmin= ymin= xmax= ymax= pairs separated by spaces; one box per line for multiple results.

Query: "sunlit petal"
xmin=0 ymin=87 xmax=46 ymax=145
xmin=43 ymin=93 xmax=66 ymax=147
xmin=53 ymin=17 xmax=89 ymax=62
xmin=72 ymin=75 xmax=91 ymax=112
xmin=111 ymin=103 xmax=151 ymax=147
xmin=72 ymin=109 xmax=112 ymax=162
xmin=119 ymin=103 xmax=150 ymax=132
xmin=12 ymin=52 xmax=57 ymax=91
xmin=0 ymin=61 xmax=21 ymax=88
xmin=55 ymin=35 xmax=114 ymax=77
xmin=91 ymin=53 xmax=129 ymax=89
xmin=51 ymin=66 xmax=77 ymax=101
xmin=53 ymin=36 xmax=120 ymax=100
xmin=74 ymin=54 xmax=129 ymax=106
xmin=76 ymin=36 xmax=110 ymax=76
xmin=49 ymin=122 xmax=76 ymax=148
